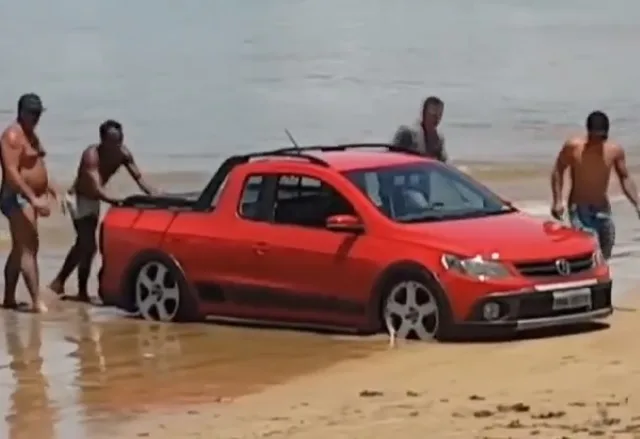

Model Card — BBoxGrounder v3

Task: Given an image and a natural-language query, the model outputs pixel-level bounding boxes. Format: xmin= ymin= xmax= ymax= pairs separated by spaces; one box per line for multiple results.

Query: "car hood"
xmin=401 ymin=212 xmax=596 ymax=261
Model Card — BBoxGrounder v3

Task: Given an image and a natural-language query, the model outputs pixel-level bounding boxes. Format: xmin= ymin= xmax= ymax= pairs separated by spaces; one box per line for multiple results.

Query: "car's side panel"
xmin=216 ymin=165 xmax=388 ymax=327
xmin=161 ymin=210 xmax=271 ymax=308
xmin=158 ymin=167 xmax=280 ymax=319
xmin=99 ymin=208 xmax=178 ymax=307
xmin=257 ymin=224 xmax=388 ymax=321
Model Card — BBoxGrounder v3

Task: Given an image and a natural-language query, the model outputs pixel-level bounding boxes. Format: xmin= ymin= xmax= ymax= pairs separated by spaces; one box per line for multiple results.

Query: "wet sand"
xmin=110 ymin=298 xmax=640 ymax=439
xmin=0 ymin=299 xmax=385 ymax=439
xmin=1 ymin=168 xmax=640 ymax=438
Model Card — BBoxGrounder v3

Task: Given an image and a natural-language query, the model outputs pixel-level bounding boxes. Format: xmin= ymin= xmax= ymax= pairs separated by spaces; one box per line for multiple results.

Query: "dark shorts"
xmin=568 ymin=204 xmax=616 ymax=260
xmin=0 ymin=192 xmax=29 ymax=218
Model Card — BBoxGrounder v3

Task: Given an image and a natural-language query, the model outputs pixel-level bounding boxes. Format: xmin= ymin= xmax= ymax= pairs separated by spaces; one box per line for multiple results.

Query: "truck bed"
xmin=111 ymin=155 xmax=246 ymax=211
xmin=119 ymin=191 xmax=201 ymax=210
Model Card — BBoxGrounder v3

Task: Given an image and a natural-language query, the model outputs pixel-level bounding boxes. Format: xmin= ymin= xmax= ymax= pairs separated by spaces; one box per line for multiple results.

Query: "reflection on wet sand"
xmin=73 ymin=309 xmax=384 ymax=413
xmin=2 ymin=312 xmax=56 ymax=439
xmin=1 ymin=303 xmax=384 ymax=438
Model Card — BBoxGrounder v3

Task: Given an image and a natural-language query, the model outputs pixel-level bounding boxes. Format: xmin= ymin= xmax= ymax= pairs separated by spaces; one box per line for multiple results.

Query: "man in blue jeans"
xmin=550 ymin=110 xmax=640 ymax=259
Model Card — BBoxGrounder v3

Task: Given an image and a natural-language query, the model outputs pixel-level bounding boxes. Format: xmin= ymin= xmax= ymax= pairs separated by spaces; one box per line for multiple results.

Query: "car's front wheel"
xmin=132 ymin=257 xmax=198 ymax=322
xmin=381 ymin=274 xmax=450 ymax=341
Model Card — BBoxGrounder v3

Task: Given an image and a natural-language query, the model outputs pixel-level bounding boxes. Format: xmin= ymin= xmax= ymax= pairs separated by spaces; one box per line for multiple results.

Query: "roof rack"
xmin=243 ymin=149 xmax=330 ymax=167
xmin=270 ymin=143 xmax=424 ymax=157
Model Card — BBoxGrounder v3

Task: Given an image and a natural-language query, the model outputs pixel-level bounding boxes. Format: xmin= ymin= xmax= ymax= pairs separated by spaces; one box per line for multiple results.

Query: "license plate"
xmin=552 ymin=288 xmax=592 ymax=311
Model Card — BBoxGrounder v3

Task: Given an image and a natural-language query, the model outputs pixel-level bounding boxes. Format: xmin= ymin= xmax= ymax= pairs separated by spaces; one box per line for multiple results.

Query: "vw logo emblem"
xmin=555 ymin=259 xmax=571 ymax=276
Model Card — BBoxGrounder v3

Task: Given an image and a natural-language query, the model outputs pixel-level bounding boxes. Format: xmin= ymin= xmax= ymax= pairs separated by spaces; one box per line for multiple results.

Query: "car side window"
xmin=273 ymin=174 xmax=355 ymax=228
xmin=238 ymin=175 xmax=265 ymax=220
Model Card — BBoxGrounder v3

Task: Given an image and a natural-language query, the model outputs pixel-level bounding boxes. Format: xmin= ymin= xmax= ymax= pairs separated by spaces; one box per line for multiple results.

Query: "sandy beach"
xmin=1 ymin=169 xmax=640 ymax=439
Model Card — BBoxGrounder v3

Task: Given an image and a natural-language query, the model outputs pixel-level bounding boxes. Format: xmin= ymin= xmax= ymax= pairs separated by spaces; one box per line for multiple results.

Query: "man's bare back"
xmin=561 ymin=136 xmax=621 ymax=207
xmin=72 ymin=144 xmax=126 ymax=200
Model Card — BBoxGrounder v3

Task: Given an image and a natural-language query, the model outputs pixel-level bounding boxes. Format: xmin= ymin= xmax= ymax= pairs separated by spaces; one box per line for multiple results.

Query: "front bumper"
xmin=458 ymin=279 xmax=612 ymax=333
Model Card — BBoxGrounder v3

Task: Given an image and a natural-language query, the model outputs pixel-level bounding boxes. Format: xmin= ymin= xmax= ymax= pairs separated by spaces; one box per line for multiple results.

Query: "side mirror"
xmin=325 ymin=214 xmax=364 ymax=233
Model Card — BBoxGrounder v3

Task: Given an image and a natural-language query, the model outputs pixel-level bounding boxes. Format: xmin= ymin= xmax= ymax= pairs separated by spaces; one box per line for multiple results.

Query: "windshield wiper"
xmin=482 ymin=205 xmax=517 ymax=216
xmin=399 ymin=206 xmax=515 ymax=223
xmin=398 ymin=212 xmax=450 ymax=223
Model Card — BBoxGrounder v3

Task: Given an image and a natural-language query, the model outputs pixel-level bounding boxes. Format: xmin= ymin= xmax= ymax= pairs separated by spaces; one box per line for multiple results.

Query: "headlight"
xmin=441 ymin=254 xmax=511 ymax=279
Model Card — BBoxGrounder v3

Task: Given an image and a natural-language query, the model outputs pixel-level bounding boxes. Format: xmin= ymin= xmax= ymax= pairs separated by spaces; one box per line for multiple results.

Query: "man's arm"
xmin=437 ymin=134 xmax=448 ymax=163
xmin=0 ymin=130 xmax=37 ymax=203
xmin=82 ymin=150 xmax=120 ymax=205
xmin=613 ymin=146 xmax=640 ymax=210
xmin=551 ymin=140 xmax=573 ymax=205
xmin=122 ymin=146 xmax=157 ymax=195
xmin=392 ymin=126 xmax=415 ymax=150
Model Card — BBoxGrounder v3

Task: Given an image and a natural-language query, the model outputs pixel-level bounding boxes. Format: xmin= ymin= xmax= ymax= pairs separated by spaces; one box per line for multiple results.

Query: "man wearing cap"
xmin=550 ymin=110 xmax=640 ymax=260
xmin=0 ymin=93 xmax=59 ymax=312
xmin=49 ymin=119 xmax=157 ymax=302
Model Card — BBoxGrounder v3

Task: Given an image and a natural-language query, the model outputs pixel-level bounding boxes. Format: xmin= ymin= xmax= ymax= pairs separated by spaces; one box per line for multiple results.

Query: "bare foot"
xmin=31 ymin=301 xmax=49 ymax=313
xmin=2 ymin=300 xmax=19 ymax=309
xmin=61 ymin=293 xmax=91 ymax=303
xmin=48 ymin=280 xmax=65 ymax=296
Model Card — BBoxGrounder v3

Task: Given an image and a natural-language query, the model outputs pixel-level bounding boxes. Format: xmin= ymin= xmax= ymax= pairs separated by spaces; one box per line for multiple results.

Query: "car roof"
xmin=311 ymin=150 xmax=429 ymax=171
xmin=251 ymin=149 xmax=431 ymax=172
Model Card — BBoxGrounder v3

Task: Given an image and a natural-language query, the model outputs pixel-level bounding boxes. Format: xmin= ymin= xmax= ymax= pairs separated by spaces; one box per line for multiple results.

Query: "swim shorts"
xmin=568 ymin=204 xmax=616 ymax=260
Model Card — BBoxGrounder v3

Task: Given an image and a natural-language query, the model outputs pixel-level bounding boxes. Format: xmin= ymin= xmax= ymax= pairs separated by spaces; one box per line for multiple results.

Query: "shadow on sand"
xmin=122 ymin=310 xmax=612 ymax=345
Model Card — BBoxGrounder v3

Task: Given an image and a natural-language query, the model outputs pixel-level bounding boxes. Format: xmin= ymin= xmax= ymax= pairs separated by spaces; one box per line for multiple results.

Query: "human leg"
xmin=7 ymin=203 xmax=46 ymax=312
xmin=2 ymin=195 xmax=26 ymax=308
xmin=75 ymin=215 xmax=99 ymax=301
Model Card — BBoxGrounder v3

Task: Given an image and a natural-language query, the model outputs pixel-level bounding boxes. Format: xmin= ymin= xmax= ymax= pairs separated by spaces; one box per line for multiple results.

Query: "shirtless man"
xmin=49 ymin=119 xmax=156 ymax=301
xmin=550 ymin=110 xmax=640 ymax=260
xmin=1 ymin=93 xmax=58 ymax=312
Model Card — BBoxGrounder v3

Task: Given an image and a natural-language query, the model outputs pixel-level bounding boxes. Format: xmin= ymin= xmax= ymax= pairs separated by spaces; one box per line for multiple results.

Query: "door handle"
xmin=252 ymin=242 xmax=269 ymax=255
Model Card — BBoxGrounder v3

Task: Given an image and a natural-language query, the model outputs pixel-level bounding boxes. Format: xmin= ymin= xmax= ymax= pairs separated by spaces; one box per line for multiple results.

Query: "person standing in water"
xmin=392 ymin=96 xmax=448 ymax=162
xmin=0 ymin=93 xmax=59 ymax=312
xmin=49 ymin=119 xmax=157 ymax=302
xmin=550 ymin=110 xmax=640 ymax=260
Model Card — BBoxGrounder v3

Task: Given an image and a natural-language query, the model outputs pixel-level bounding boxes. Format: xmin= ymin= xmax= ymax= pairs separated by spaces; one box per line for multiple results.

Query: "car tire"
xmin=379 ymin=271 xmax=452 ymax=342
xmin=131 ymin=255 xmax=199 ymax=323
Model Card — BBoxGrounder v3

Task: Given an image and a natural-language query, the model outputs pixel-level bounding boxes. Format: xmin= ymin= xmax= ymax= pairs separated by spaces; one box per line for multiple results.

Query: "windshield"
xmin=343 ymin=162 xmax=514 ymax=223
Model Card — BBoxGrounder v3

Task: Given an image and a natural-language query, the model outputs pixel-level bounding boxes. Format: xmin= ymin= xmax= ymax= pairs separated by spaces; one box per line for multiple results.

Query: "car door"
xmin=163 ymin=174 xmax=275 ymax=308
xmin=256 ymin=172 xmax=382 ymax=319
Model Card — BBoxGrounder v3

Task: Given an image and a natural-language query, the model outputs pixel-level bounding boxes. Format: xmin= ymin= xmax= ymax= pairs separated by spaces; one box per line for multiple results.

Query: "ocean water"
xmin=1 ymin=0 xmax=639 ymax=178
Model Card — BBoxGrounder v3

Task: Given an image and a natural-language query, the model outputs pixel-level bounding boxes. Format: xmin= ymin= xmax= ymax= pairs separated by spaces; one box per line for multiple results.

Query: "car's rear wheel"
xmin=133 ymin=258 xmax=197 ymax=322
xmin=382 ymin=275 xmax=449 ymax=341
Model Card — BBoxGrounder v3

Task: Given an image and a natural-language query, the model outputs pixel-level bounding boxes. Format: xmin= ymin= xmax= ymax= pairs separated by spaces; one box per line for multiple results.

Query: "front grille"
xmin=514 ymin=253 xmax=593 ymax=277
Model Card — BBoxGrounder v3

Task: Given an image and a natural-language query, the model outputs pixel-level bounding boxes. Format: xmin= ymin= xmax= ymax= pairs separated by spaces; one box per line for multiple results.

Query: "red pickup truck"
xmin=97 ymin=144 xmax=612 ymax=341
